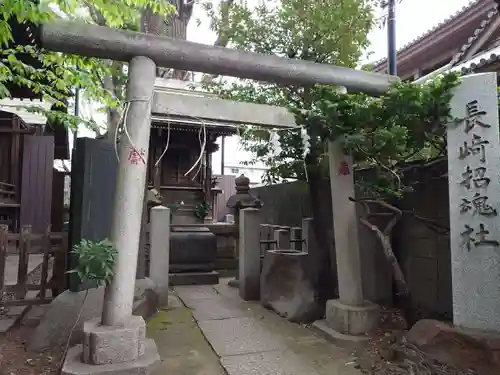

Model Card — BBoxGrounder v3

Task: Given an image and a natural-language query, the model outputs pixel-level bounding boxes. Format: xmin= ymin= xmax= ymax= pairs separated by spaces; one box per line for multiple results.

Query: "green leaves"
xmin=68 ymin=239 xmax=118 ymax=288
xmin=1 ymin=0 xmax=175 ymax=133
xmin=194 ymin=201 xmax=211 ymax=220
xmin=300 ymin=73 xmax=461 ymax=197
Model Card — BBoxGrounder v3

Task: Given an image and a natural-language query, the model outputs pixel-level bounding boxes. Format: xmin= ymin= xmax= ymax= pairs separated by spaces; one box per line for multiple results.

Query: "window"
xmin=231 ymin=168 xmax=239 ymax=174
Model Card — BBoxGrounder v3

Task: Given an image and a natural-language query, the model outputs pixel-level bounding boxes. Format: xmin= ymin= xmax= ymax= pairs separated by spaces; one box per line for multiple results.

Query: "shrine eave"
xmin=151 ymin=115 xmax=237 ymax=136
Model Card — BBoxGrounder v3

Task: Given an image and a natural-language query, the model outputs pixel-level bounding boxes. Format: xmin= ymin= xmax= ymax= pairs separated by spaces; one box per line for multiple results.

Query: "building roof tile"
xmin=371 ymin=0 xmax=482 ymax=68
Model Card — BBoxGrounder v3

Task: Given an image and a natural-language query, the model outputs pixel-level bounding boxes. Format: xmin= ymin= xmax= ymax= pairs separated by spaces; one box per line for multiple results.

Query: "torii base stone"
xmin=61 ymin=315 xmax=160 ymax=375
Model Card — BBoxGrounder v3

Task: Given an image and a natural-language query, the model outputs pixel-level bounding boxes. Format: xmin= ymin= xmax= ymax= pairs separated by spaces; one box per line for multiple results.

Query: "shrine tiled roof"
xmin=371 ymin=0 xmax=483 ymax=69
xmin=450 ymin=6 xmax=499 ymax=65
xmin=460 ymin=49 xmax=500 ymax=72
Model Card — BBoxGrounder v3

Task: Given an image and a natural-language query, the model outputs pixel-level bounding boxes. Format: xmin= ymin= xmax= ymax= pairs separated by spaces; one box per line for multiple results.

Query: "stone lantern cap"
xmin=226 ymin=174 xmax=262 ymax=211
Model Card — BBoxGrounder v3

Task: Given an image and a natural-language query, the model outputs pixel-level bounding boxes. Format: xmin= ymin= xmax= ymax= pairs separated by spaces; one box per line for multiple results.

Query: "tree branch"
xmin=83 ymin=1 xmax=107 ymax=26
xmin=350 ymin=197 xmax=402 ymax=235
xmin=358 ymin=215 xmax=409 ymax=296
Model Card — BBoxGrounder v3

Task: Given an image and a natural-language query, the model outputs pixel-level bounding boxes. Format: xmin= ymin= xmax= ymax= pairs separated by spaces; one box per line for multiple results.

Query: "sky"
xmin=77 ymin=0 xmax=476 ymax=173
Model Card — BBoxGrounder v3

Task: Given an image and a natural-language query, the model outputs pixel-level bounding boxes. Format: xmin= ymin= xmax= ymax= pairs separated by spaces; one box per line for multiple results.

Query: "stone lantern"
xmin=226 ymin=174 xmax=262 ymax=287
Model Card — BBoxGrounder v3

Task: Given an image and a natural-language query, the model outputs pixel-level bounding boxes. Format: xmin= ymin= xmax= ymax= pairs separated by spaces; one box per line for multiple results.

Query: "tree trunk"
xmin=158 ymin=0 xmax=195 ymax=79
xmin=306 ymin=161 xmax=337 ymax=308
xmin=357 ymin=199 xmax=417 ymax=327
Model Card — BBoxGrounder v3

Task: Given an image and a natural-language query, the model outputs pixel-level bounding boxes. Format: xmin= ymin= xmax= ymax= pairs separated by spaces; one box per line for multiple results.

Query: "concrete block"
xmin=325 ymin=299 xmax=380 ymax=335
xmin=62 ymin=338 xmax=160 ymax=375
xmin=82 ymin=316 xmax=146 ymax=365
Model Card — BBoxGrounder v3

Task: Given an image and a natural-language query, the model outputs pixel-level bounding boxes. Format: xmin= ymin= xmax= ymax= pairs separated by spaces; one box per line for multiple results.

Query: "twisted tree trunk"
xmin=353 ymin=198 xmax=416 ymax=327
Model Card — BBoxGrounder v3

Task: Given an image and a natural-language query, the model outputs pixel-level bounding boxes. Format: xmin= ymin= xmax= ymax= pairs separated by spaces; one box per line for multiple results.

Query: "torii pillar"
xmin=62 ymin=56 xmax=161 ymax=374
xmin=313 ymin=88 xmax=380 ymax=339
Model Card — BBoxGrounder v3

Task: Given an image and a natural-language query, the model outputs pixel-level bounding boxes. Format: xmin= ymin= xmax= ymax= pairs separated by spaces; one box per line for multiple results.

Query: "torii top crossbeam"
xmin=37 ymin=21 xmax=398 ymax=95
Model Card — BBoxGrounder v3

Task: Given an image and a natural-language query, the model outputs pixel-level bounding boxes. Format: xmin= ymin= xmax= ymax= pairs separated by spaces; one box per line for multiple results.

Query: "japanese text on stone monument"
xmin=450 ymin=89 xmax=500 ymax=252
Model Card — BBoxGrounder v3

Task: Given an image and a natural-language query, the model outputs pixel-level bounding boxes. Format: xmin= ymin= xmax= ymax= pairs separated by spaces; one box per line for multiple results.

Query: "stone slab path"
xmin=148 ymin=279 xmax=362 ymax=375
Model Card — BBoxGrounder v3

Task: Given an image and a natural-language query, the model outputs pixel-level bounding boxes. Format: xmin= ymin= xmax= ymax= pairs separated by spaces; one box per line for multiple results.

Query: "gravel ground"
xmin=354 ymin=307 xmax=479 ymax=375
xmin=0 ymin=258 xmax=60 ymax=374
xmin=0 ymin=317 xmax=61 ymax=375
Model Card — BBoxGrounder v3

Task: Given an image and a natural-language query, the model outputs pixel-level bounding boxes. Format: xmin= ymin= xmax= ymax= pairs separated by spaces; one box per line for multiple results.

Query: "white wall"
xmin=222 ymin=165 xmax=267 ymax=186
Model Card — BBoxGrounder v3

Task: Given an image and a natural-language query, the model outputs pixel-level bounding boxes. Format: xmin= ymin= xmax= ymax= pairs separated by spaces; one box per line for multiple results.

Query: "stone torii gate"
xmin=36 ymin=21 xmax=398 ymax=374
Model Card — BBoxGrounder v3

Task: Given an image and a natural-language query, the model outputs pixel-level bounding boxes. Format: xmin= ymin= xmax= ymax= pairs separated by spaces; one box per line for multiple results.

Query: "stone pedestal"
xmin=273 ymin=228 xmax=290 ymax=250
xmin=239 ymin=208 xmax=262 ymax=301
xmin=168 ymin=226 xmax=219 ymax=286
xmin=325 ymin=299 xmax=380 ymax=335
xmin=149 ymin=206 xmax=170 ymax=306
xmin=62 ymin=316 xmax=160 ymax=375
xmin=226 ymin=174 xmax=262 ymax=289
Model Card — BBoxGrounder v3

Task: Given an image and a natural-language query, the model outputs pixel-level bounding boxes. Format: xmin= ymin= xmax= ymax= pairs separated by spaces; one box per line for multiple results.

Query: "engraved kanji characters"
xmin=459 ymin=134 xmax=489 ymax=162
xmin=456 ymin=99 xmax=499 ymax=250
xmin=461 ymin=223 xmax=500 ymax=251
xmin=464 ymin=100 xmax=491 ymax=133
xmin=459 ymin=192 xmax=497 ymax=216
xmin=460 ymin=165 xmax=490 ymax=189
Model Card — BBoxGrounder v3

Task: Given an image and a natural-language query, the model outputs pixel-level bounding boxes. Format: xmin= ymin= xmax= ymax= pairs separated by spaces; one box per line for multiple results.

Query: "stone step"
xmin=169 ymin=271 xmax=219 ymax=286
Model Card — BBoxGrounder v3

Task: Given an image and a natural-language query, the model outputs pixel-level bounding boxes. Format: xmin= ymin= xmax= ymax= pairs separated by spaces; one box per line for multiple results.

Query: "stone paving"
xmin=148 ymin=279 xmax=362 ymax=375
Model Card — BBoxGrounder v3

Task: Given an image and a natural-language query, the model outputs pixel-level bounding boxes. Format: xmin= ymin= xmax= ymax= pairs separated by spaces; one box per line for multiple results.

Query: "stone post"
xmin=290 ymin=227 xmax=302 ymax=251
xmin=273 ymin=228 xmax=290 ymax=250
xmin=302 ymin=218 xmax=316 ymax=254
xmin=62 ymin=56 xmax=160 ymax=374
xmin=314 ymin=132 xmax=380 ymax=338
xmin=226 ymin=175 xmax=262 ymax=288
xmin=239 ymin=208 xmax=262 ymax=301
xmin=149 ymin=206 xmax=171 ymax=306
xmin=447 ymin=73 xmax=500 ymax=331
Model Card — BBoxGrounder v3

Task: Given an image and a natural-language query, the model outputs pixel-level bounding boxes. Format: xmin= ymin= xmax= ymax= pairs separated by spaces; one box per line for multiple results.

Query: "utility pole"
xmin=221 ymin=136 xmax=225 ymax=175
xmin=387 ymin=0 xmax=397 ymax=75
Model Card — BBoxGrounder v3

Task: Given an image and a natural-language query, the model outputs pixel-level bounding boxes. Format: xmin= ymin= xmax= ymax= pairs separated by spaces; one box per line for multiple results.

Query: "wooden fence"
xmin=0 ymin=225 xmax=67 ymax=308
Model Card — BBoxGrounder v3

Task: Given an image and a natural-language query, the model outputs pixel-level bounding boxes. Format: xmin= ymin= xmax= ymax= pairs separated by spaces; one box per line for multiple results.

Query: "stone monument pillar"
xmin=447 ymin=72 xmax=500 ymax=331
xmin=226 ymin=175 xmax=262 ymax=288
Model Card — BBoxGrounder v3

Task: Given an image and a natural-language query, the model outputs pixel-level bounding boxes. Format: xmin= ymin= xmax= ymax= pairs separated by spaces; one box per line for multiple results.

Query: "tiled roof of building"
xmin=461 ymin=50 xmax=500 ymax=72
xmin=372 ymin=0 xmax=482 ymax=68
xmin=451 ymin=5 xmax=499 ymax=65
